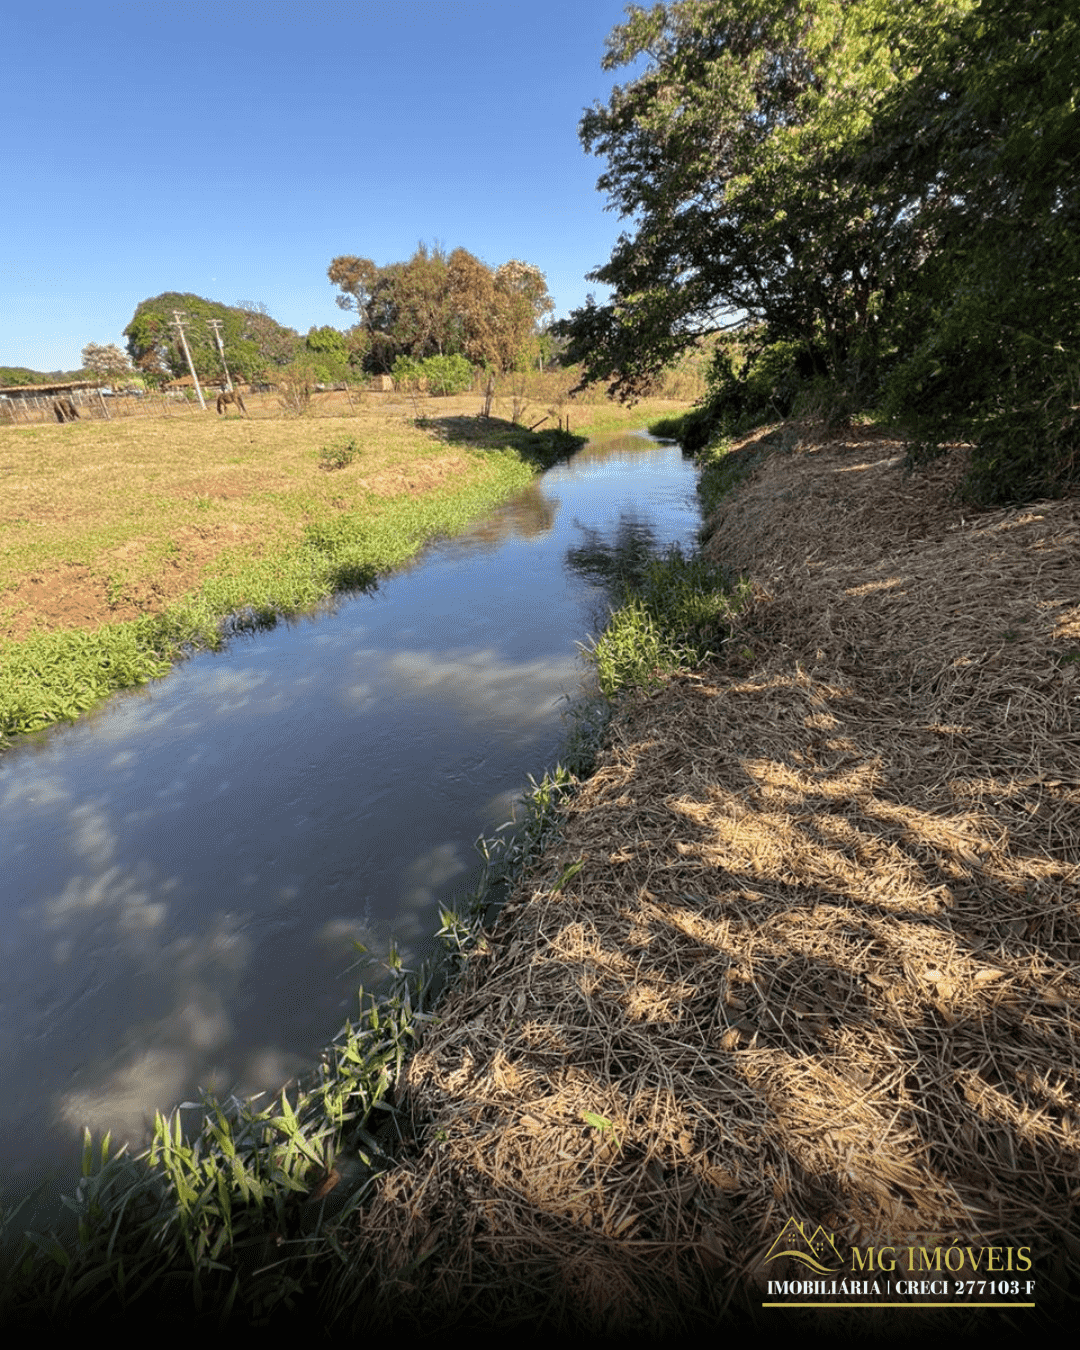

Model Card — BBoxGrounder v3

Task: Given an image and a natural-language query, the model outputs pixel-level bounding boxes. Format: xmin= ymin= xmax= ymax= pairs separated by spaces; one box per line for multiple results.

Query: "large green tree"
xmin=328 ymin=245 xmax=454 ymax=370
xmin=868 ymin=3 xmax=1080 ymax=500
xmin=123 ymin=294 xmax=301 ymax=385
xmin=304 ymin=325 xmax=352 ymax=383
xmin=561 ymin=0 xmax=940 ymax=397
xmin=566 ymin=0 xmax=1080 ymax=500
xmin=328 ymin=245 xmax=553 ymax=374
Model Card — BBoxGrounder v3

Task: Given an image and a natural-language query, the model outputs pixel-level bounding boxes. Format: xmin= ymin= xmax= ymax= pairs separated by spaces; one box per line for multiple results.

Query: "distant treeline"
xmin=0 ymin=366 xmax=85 ymax=388
xmin=113 ymin=247 xmax=558 ymax=395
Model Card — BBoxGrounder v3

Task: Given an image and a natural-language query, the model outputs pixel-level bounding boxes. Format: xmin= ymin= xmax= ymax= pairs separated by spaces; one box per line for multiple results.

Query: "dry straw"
xmin=336 ymin=424 xmax=1080 ymax=1335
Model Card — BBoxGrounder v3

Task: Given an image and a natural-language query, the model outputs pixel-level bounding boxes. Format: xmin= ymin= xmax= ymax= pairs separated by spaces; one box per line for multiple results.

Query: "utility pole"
xmin=207 ymin=318 xmax=233 ymax=392
xmin=170 ymin=311 xmax=207 ymax=410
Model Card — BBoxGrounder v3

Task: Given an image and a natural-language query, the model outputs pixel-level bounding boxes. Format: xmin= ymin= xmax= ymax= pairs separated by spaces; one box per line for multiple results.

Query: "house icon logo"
xmin=764 ymin=1218 xmax=845 ymax=1274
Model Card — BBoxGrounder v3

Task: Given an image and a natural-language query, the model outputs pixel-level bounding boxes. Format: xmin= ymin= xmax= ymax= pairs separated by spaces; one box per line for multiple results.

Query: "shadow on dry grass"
xmin=416 ymin=413 xmax=585 ymax=470
xmin=328 ymin=427 xmax=1080 ymax=1337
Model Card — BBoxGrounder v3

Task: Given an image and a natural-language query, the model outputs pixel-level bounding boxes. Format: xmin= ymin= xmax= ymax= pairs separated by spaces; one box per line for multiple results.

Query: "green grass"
xmin=647 ymin=412 xmax=690 ymax=440
xmin=569 ymin=398 xmax=691 ymax=439
xmin=585 ymin=545 xmax=748 ymax=698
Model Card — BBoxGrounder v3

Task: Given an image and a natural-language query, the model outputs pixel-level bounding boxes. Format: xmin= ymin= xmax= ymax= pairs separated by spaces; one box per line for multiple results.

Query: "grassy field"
xmin=0 ymin=386 xmax=691 ymax=746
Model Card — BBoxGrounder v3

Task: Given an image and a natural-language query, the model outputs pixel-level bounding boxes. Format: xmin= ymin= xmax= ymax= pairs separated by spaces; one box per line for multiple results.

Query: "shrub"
xmin=585 ymin=545 xmax=742 ymax=697
xmin=276 ymin=360 xmax=319 ymax=417
xmin=391 ymin=354 xmax=473 ymax=397
xmin=421 ymin=353 xmax=472 ymax=396
xmin=391 ymin=355 xmax=424 ymax=391
xmin=319 ymin=437 xmax=358 ymax=471
xmin=669 ymin=330 xmax=832 ymax=454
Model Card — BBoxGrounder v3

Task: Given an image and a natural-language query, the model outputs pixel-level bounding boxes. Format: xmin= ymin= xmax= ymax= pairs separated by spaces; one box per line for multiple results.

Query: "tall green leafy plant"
xmin=869 ymin=4 xmax=1080 ymax=500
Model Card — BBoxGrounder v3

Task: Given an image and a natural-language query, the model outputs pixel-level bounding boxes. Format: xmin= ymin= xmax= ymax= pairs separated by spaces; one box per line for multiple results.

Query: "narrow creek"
xmin=0 ymin=430 xmax=702 ymax=1205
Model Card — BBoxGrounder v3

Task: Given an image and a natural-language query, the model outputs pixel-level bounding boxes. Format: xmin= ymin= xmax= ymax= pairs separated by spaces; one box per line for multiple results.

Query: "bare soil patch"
xmin=349 ymin=424 xmax=1080 ymax=1335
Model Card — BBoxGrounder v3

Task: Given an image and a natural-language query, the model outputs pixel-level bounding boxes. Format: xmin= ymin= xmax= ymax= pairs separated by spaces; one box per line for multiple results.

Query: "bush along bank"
xmin=0 ymin=476 xmax=747 ymax=1331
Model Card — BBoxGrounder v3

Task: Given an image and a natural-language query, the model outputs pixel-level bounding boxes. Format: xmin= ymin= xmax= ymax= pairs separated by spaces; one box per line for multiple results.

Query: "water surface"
xmin=0 ymin=431 xmax=701 ymax=1199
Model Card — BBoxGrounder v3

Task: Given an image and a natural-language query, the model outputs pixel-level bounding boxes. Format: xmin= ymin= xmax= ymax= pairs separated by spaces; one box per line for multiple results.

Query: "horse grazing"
xmin=216 ymin=389 xmax=248 ymax=416
xmin=53 ymin=397 xmax=80 ymax=422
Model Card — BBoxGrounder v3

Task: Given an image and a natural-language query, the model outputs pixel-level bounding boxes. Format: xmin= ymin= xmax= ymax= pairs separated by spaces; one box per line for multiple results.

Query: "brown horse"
xmin=53 ymin=397 xmax=80 ymax=422
xmin=216 ymin=389 xmax=248 ymax=416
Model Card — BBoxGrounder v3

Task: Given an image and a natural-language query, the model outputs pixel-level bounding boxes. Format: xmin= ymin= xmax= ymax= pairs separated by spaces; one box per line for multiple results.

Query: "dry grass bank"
xmin=344 ymin=423 xmax=1080 ymax=1336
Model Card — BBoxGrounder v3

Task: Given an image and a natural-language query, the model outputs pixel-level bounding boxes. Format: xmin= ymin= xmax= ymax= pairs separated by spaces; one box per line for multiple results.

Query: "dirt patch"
xmin=166 ymin=471 xmax=284 ymax=501
xmin=346 ymin=425 xmax=1080 ymax=1335
xmin=0 ymin=522 xmax=269 ymax=642
xmin=1 ymin=561 xmax=104 ymax=637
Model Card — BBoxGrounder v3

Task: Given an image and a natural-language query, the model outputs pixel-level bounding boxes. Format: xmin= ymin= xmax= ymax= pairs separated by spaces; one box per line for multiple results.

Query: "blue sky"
xmin=3 ymin=1 xmax=646 ymax=371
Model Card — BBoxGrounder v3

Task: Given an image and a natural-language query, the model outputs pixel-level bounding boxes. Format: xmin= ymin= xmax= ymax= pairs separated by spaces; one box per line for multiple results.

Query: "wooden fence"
xmin=0 ymin=385 xmax=379 ymax=425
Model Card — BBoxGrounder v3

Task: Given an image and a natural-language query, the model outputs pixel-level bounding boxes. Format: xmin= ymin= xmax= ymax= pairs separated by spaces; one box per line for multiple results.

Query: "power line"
xmin=207 ymin=318 xmax=233 ymax=392
xmin=170 ymin=311 xmax=207 ymax=411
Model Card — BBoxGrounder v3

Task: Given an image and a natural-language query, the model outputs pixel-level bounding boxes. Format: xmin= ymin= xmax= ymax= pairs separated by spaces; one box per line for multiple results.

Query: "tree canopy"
xmin=328 ymin=244 xmax=553 ymax=374
xmin=562 ymin=0 xmax=1080 ymax=501
xmin=123 ymin=293 xmax=303 ymax=386
xmin=864 ymin=2 xmax=1080 ymax=499
xmin=81 ymin=343 xmax=132 ymax=385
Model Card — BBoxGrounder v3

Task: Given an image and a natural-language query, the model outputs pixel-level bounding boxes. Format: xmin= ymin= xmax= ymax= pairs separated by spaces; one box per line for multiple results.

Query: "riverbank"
xmin=341 ymin=420 xmax=1080 ymax=1335
xmin=0 ymin=394 xmax=688 ymax=748
xmin=5 ymin=416 xmax=1077 ymax=1335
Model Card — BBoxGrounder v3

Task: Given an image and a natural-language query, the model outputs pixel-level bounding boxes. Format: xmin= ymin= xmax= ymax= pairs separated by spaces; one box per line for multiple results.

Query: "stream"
xmin=0 ymin=430 xmax=702 ymax=1205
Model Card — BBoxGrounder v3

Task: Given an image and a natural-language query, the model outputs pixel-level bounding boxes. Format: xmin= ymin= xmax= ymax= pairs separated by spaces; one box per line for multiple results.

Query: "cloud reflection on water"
xmin=52 ymin=909 xmax=261 ymax=1146
xmin=375 ymin=647 xmax=583 ymax=728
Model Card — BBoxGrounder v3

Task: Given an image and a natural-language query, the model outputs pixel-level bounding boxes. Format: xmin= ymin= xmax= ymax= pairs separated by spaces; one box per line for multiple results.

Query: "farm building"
xmin=0 ymin=381 xmax=101 ymax=423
